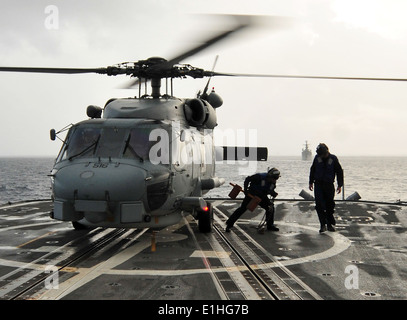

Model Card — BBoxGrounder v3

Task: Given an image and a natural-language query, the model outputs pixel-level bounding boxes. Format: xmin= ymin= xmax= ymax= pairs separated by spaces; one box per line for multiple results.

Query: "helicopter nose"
xmin=54 ymin=163 xmax=147 ymax=202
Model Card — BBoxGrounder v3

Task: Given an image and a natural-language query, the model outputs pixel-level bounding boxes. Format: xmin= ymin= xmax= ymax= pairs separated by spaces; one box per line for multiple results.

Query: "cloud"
xmin=1 ymin=0 xmax=407 ymax=156
xmin=332 ymin=0 xmax=407 ymax=41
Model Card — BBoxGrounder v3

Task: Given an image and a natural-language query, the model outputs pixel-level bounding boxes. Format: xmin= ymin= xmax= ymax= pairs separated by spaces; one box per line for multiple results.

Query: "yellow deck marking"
xmin=17 ymin=231 xmax=56 ymax=248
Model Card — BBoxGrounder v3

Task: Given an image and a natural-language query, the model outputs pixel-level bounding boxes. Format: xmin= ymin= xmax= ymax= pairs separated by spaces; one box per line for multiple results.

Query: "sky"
xmin=1 ymin=0 xmax=407 ymax=157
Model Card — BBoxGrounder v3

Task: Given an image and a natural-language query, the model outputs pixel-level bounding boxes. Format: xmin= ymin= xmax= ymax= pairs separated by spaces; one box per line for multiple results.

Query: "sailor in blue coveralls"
xmin=309 ymin=143 xmax=344 ymax=233
xmin=225 ymin=168 xmax=281 ymax=232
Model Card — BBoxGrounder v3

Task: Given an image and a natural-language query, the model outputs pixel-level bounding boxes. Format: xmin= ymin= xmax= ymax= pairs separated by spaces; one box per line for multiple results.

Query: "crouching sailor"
xmin=225 ymin=168 xmax=281 ymax=232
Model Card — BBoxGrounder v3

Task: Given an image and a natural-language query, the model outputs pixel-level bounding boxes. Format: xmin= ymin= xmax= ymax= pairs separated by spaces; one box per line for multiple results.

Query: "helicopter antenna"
xmin=200 ymin=55 xmax=219 ymax=100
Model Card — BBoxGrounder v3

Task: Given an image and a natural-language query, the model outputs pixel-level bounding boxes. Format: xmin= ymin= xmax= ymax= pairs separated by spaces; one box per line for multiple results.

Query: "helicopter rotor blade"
xmin=121 ymin=20 xmax=251 ymax=89
xmin=165 ymin=18 xmax=250 ymax=67
xmin=122 ymin=14 xmax=268 ymax=89
xmin=209 ymin=71 xmax=407 ymax=82
xmin=165 ymin=14 xmax=292 ymax=66
xmin=0 ymin=66 xmax=107 ymax=74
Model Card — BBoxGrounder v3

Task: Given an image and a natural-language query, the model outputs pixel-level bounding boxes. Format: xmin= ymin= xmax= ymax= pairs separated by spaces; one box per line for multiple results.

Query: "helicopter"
xmin=2 ymin=15 xmax=407 ymax=233
xmin=0 ymin=17 xmax=271 ymax=233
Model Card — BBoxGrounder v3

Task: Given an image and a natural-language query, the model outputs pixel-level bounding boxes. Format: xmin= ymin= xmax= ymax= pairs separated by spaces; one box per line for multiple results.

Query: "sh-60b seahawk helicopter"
xmin=2 ymin=16 xmax=406 ymax=233
xmin=1 ymin=18 xmax=271 ymax=233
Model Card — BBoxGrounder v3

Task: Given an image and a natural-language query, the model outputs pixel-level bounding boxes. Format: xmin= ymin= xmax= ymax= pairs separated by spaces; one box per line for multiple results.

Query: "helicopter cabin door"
xmin=172 ymin=128 xmax=194 ymax=195
xmin=200 ymin=142 xmax=206 ymax=176
xmin=189 ymin=132 xmax=199 ymax=184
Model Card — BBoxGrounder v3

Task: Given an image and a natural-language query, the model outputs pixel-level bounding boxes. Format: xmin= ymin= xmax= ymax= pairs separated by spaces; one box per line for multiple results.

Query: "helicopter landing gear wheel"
xmin=72 ymin=221 xmax=88 ymax=230
xmin=197 ymin=203 xmax=213 ymax=233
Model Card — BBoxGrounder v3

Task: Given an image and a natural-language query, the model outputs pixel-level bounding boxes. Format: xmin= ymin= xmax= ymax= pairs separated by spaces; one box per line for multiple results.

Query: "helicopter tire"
xmin=198 ymin=203 xmax=213 ymax=233
xmin=72 ymin=221 xmax=89 ymax=230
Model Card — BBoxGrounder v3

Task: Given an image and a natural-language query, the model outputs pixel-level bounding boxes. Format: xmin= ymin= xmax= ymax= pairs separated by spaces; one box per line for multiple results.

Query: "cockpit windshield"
xmin=66 ymin=127 xmax=101 ymax=160
xmin=57 ymin=122 xmax=170 ymax=163
xmin=98 ymin=127 xmax=127 ymax=158
xmin=123 ymin=127 xmax=157 ymax=160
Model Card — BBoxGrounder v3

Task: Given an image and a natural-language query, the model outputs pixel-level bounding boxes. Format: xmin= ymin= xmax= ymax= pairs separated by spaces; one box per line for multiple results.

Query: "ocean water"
xmin=208 ymin=156 xmax=407 ymax=203
xmin=1 ymin=156 xmax=407 ymax=205
xmin=0 ymin=157 xmax=55 ymax=205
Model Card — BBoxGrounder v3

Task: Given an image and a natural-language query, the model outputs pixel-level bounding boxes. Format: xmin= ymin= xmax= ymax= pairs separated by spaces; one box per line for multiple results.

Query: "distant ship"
xmin=302 ymin=141 xmax=312 ymax=160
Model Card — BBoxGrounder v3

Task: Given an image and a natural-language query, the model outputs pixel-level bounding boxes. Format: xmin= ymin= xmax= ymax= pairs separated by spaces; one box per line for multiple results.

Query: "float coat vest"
xmin=309 ymin=154 xmax=344 ymax=187
xmin=244 ymin=173 xmax=278 ymax=198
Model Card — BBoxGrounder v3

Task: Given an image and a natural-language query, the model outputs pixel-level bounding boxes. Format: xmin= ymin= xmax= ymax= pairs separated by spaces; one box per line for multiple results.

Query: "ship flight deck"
xmin=0 ymin=198 xmax=406 ymax=300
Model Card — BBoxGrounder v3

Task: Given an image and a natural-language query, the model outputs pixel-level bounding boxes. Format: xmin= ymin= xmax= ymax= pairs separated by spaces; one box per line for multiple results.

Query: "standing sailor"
xmin=226 ymin=168 xmax=281 ymax=232
xmin=309 ymin=143 xmax=344 ymax=233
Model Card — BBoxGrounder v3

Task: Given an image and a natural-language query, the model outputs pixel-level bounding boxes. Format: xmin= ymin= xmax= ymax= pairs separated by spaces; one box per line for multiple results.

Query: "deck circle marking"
xmin=0 ymin=202 xmax=351 ymax=279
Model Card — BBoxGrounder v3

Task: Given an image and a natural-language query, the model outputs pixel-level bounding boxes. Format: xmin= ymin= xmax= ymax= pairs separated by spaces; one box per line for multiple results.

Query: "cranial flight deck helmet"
xmin=267 ymin=167 xmax=281 ymax=180
xmin=316 ymin=143 xmax=329 ymax=156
